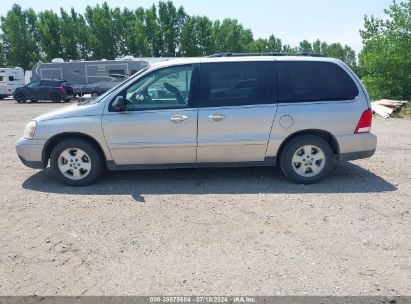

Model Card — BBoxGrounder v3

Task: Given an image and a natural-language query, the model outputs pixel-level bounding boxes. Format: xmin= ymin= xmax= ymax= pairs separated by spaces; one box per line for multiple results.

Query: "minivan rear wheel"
xmin=280 ymin=135 xmax=334 ymax=184
xmin=50 ymin=139 xmax=104 ymax=186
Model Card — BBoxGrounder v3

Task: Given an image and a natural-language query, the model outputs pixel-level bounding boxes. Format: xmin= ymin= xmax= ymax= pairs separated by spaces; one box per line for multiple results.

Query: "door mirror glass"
xmin=112 ymin=96 xmax=126 ymax=111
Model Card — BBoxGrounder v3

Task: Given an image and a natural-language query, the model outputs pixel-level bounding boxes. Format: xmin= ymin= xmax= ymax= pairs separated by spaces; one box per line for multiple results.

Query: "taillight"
xmin=355 ymin=109 xmax=372 ymax=134
xmin=55 ymin=86 xmax=65 ymax=93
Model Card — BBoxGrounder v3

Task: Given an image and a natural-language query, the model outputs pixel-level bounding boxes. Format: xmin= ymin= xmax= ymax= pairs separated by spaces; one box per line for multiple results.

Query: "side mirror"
xmin=112 ymin=96 xmax=126 ymax=112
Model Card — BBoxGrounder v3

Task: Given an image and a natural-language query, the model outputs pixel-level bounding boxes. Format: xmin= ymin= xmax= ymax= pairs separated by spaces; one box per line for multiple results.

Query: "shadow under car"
xmin=22 ymin=162 xmax=397 ymax=202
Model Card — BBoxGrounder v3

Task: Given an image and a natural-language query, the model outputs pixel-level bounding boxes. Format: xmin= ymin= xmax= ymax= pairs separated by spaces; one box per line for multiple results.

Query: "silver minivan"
xmin=16 ymin=55 xmax=377 ymax=186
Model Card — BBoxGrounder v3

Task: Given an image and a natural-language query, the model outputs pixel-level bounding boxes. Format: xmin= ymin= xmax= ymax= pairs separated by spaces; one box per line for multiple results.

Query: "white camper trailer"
xmin=31 ymin=58 xmax=152 ymax=95
xmin=0 ymin=67 xmax=25 ymax=99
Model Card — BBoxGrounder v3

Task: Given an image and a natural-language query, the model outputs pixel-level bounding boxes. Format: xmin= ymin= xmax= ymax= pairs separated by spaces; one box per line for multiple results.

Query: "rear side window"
xmin=200 ymin=61 xmax=276 ymax=107
xmin=59 ymin=81 xmax=68 ymax=86
xmin=277 ymin=61 xmax=359 ymax=102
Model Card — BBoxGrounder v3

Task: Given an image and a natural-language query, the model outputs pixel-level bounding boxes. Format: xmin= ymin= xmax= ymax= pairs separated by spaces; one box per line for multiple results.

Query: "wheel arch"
xmin=276 ymin=129 xmax=340 ymax=165
xmin=50 ymin=92 xmax=62 ymax=101
xmin=42 ymin=132 xmax=107 ymax=167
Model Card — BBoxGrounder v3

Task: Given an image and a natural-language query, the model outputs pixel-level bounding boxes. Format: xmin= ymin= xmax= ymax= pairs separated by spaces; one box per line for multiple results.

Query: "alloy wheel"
xmin=291 ymin=145 xmax=326 ymax=177
xmin=57 ymin=148 xmax=92 ymax=180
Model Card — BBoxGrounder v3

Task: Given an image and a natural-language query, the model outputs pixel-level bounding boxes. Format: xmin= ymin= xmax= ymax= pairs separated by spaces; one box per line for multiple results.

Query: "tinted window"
xmin=9 ymin=76 xmax=14 ymax=81
xmin=27 ymin=81 xmax=42 ymax=88
xmin=200 ymin=62 xmax=276 ymax=107
xmin=277 ymin=61 xmax=359 ymax=102
xmin=41 ymin=81 xmax=53 ymax=86
xmin=0 ymin=76 xmax=3 ymax=82
xmin=113 ymin=65 xmax=194 ymax=111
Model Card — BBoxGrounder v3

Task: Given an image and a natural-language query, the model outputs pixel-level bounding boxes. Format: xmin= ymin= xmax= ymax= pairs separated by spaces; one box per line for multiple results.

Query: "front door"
xmin=197 ymin=61 xmax=278 ymax=163
xmin=102 ymin=64 xmax=198 ymax=166
xmin=25 ymin=81 xmax=42 ymax=99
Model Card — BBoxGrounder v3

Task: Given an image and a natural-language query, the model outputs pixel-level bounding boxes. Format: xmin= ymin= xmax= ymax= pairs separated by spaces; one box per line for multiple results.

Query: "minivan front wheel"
xmin=280 ymin=135 xmax=334 ymax=184
xmin=50 ymin=139 xmax=104 ymax=186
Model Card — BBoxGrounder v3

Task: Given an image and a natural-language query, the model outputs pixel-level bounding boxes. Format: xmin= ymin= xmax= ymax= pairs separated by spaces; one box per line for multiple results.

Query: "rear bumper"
xmin=337 ymin=132 xmax=377 ymax=161
xmin=339 ymin=149 xmax=376 ymax=161
xmin=62 ymin=93 xmax=75 ymax=99
xmin=16 ymin=138 xmax=46 ymax=169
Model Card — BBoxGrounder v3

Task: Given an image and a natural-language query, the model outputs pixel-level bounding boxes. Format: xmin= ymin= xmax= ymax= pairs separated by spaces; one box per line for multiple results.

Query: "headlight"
xmin=23 ymin=121 xmax=37 ymax=139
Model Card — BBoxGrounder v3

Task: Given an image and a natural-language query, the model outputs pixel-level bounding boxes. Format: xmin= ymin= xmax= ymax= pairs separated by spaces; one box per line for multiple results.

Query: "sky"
xmin=0 ymin=0 xmax=393 ymax=54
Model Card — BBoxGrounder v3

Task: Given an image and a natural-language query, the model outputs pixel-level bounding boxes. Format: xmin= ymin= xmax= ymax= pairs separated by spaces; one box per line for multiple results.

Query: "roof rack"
xmin=207 ymin=52 xmax=326 ymax=58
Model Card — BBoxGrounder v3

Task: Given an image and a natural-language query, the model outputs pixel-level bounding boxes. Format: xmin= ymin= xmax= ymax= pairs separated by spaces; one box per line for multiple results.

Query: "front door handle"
xmin=208 ymin=114 xmax=225 ymax=122
xmin=170 ymin=115 xmax=188 ymax=123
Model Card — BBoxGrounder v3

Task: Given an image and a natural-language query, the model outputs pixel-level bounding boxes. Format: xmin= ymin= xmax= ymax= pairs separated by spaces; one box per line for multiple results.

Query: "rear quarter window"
xmin=277 ymin=61 xmax=359 ymax=102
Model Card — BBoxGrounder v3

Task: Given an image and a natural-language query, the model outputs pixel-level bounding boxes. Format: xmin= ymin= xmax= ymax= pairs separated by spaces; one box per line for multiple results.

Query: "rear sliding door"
xmin=197 ymin=61 xmax=278 ymax=163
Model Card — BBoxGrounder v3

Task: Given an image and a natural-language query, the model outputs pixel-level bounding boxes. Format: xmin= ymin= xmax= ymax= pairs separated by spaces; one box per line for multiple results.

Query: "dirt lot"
xmin=0 ymin=99 xmax=410 ymax=296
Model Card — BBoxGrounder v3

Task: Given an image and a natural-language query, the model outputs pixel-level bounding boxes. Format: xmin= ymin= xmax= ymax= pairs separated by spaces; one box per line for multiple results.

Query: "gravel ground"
xmin=0 ymin=99 xmax=410 ymax=296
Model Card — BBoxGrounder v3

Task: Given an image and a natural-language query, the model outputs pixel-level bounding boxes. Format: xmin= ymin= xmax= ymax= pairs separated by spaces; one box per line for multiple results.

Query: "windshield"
xmin=79 ymin=65 xmax=151 ymax=105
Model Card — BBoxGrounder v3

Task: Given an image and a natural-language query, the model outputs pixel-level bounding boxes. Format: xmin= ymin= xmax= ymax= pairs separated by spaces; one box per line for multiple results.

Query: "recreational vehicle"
xmin=0 ymin=67 xmax=25 ymax=99
xmin=31 ymin=58 xmax=155 ymax=96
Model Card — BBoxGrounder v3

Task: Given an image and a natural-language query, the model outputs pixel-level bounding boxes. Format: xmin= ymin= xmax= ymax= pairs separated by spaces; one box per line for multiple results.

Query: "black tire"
xmin=15 ymin=93 xmax=26 ymax=103
xmin=50 ymin=93 xmax=62 ymax=103
xmin=50 ymin=138 xmax=105 ymax=186
xmin=63 ymin=98 xmax=71 ymax=102
xmin=279 ymin=135 xmax=335 ymax=184
xmin=30 ymin=99 xmax=38 ymax=103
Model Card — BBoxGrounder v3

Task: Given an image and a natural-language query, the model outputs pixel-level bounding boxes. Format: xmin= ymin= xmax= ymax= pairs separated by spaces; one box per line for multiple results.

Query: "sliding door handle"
xmin=208 ymin=114 xmax=225 ymax=122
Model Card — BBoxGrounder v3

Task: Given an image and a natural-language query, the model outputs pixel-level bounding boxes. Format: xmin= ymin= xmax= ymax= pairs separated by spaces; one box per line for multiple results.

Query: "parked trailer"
xmin=0 ymin=67 xmax=25 ymax=99
xmin=31 ymin=58 xmax=154 ymax=96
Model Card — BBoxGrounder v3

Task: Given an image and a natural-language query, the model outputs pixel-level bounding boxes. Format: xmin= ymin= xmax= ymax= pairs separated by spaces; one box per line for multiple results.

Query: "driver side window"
xmin=122 ymin=65 xmax=193 ymax=111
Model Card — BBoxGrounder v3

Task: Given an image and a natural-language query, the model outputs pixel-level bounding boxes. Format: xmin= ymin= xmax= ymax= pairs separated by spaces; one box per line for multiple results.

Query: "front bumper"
xmin=16 ymin=138 xmax=46 ymax=169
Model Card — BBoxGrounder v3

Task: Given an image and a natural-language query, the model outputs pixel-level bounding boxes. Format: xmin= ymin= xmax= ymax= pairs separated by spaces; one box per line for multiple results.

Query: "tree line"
xmin=0 ymin=0 xmax=409 ymax=101
xmin=0 ymin=2 xmax=356 ymax=69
